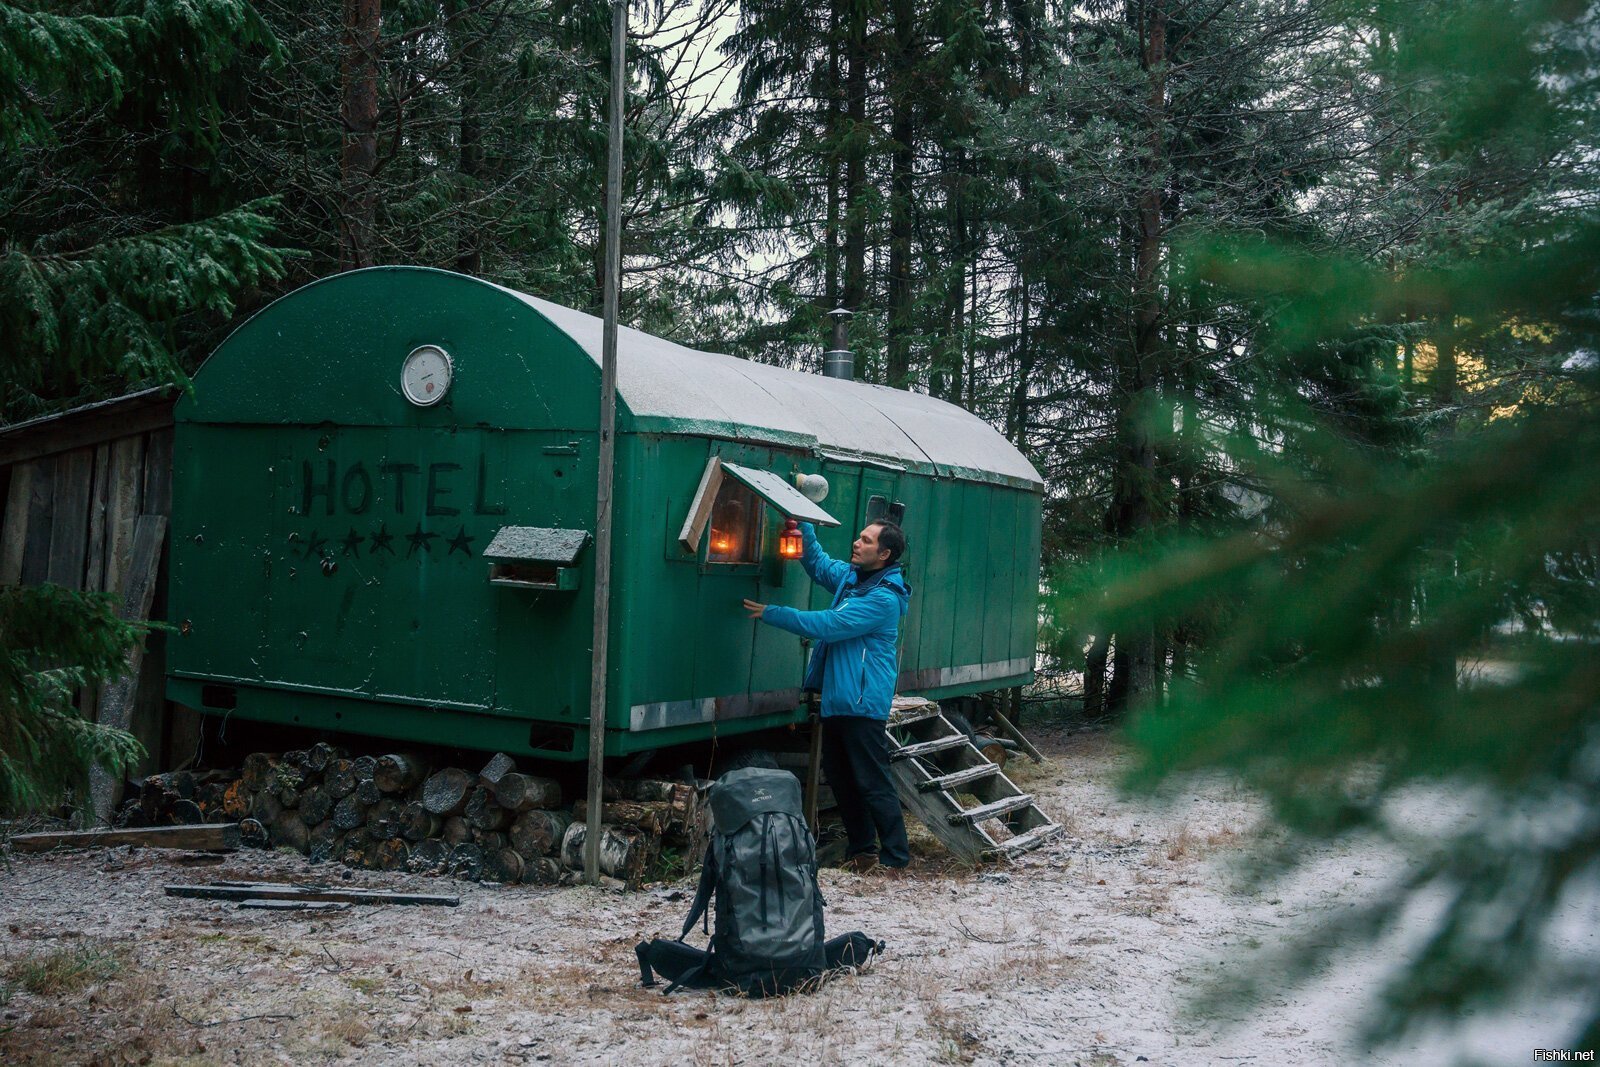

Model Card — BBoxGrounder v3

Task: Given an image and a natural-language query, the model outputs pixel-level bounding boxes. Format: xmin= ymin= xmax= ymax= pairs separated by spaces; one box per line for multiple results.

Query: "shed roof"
xmin=497 ymin=286 xmax=1042 ymax=490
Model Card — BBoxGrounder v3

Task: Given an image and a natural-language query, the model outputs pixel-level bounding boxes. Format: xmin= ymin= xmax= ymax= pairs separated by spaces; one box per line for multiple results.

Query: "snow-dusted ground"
xmin=1 ymin=725 xmax=1591 ymax=1065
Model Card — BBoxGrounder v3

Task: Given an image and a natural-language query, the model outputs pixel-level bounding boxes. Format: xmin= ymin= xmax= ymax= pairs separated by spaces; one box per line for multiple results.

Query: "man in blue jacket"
xmin=743 ymin=521 xmax=912 ymax=871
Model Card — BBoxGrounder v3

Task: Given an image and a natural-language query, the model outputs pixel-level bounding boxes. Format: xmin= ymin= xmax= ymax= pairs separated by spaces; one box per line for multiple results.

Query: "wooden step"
xmin=919 ymin=764 xmax=1000 ymax=793
xmin=888 ymin=701 xmax=943 ymax=728
xmin=891 ymin=735 xmax=968 ymax=761
xmin=947 ymin=793 xmax=1033 ymax=826
xmin=982 ymin=823 xmax=1065 ymax=861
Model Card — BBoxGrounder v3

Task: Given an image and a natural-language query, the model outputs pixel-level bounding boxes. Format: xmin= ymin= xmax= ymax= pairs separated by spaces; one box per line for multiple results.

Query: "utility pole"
xmin=585 ymin=0 xmax=626 ymax=885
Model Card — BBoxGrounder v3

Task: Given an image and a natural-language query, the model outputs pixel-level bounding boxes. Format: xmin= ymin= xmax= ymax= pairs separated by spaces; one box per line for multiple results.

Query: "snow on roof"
xmin=497 ymin=286 xmax=1043 ymax=489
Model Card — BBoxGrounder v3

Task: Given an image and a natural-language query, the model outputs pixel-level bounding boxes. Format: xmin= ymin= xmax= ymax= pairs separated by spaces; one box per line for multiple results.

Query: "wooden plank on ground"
xmin=89 ymin=514 xmax=168 ymax=822
xmin=239 ymin=899 xmax=352 ymax=912
xmin=47 ymin=447 xmax=94 ymax=588
xmin=9 ymin=823 xmax=241 ymax=853
xmin=0 ymin=459 xmax=34 ymax=584
xmin=165 ymin=883 xmax=460 ymax=907
xmin=19 ymin=456 xmax=55 ymax=585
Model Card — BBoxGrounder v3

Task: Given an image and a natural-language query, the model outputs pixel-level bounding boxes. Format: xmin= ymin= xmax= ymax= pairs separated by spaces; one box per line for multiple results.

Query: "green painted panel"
xmin=916 ymin=477 xmax=960 ymax=678
xmin=178 ymin=268 xmax=608 ymax=433
xmin=949 ymin=484 xmax=987 ymax=670
xmin=1012 ymin=491 xmax=1043 ymax=666
xmin=891 ymin=473 xmax=929 ymax=678
xmin=167 ymin=425 xmax=274 ymax=680
xmin=983 ymin=486 xmax=1018 ymax=665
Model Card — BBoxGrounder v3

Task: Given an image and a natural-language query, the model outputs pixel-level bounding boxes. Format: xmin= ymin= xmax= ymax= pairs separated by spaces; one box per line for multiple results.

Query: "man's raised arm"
xmin=799 ymin=522 xmax=850 ymax=594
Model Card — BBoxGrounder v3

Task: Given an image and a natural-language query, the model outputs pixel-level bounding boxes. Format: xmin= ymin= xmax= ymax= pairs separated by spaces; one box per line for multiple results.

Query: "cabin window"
xmin=865 ymin=495 xmax=888 ymax=524
xmin=707 ymin=479 xmax=763 ymax=563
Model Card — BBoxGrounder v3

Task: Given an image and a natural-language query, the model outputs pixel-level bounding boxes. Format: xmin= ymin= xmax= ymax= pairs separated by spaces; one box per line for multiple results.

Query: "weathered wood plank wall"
xmin=0 ymin=389 xmax=191 ymax=789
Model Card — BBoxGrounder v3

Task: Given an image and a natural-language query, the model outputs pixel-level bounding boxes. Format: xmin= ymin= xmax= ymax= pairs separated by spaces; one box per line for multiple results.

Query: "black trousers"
xmin=820 ymin=714 xmax=910 ymax=868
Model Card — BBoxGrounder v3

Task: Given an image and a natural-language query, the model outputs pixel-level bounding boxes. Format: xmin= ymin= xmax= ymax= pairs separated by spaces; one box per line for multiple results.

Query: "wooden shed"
xmin=0 ymin=387 xmax=199 ymax=788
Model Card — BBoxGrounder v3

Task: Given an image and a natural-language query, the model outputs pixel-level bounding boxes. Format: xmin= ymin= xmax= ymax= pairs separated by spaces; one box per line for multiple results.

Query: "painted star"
xmin=301 ymin=530 xmax=328 ymax=559
xmin=405 ymin=523 xmax=438 ymax=557
xmin=340 ymin=527 xmax=364 ymax=558
xmin=369 ymin=522 xmax=395 ymax=555
xmin=446 ymin=525 xmax=475 ymax=557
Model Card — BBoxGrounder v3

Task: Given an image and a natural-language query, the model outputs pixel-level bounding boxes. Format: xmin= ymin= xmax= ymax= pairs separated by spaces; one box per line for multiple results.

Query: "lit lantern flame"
xmin=778 ymin=519 xmax=803 ymax=560
xmin=712 ymin=537 xmax=732 ymax=553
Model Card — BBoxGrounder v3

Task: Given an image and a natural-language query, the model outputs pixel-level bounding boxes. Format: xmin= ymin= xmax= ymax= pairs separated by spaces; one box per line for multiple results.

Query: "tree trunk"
xmin=408 ymin=838 xmax=451 ymax=873
xmin=492 ymin=772 xmax=561 ymax=812
xmin=1109 ymin=0 xmax=1168 ymax=711
xmin=483 ymin=847 xmax=524 ymax=884
xmin=422 ymin=767 xmax=474 ymax=815
xmin=340 ymin=0 xmax=380 ymax=270
xmin=509 ymin=809 xmax=572 ymax=858
xmin=324 ymin=759 xmax=358 ymax=799
xmin=1107 ymin=644 xmax=1131 ymax=714
xmin=885 ymin=0 xmax=916 ymax=388
xmin=572 ymin=799 xmax=669 ymax=835
xmin=332 ymin=793 xmax=369 ymax=831
xmin=842 ymin=0 xmax=868 ymax=325
xmin=450 ymin=0 xmax=484 ymax=274
xmin=1083 ymin=632 xmax=1110 ymax=718
xmin=464 ymin=786 xmax=510 ymax=831
xmin=825 ymin=0 xmax=844 ymax=314
xmin=559 ymin=822 xmax=658 ymax=885
xmin=373 ymin=753 xmax=427 ymax=793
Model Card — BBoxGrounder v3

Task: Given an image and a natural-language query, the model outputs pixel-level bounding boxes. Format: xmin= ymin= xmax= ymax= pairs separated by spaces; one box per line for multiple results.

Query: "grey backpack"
xmin=665 ymin=767 xmax=828 ymax=996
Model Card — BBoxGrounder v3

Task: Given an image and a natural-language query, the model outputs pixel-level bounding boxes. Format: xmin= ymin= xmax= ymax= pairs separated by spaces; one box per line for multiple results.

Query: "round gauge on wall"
xmin=401 ymin=345 xmax=454 ymax=406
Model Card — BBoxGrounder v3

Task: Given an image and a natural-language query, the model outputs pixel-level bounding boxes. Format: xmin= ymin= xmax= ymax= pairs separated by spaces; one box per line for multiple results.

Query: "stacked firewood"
xmin=119 ymin=743 xmax=703 ymax=887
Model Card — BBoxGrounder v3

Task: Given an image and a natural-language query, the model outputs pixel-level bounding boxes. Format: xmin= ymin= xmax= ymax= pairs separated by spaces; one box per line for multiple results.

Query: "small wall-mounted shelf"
xmin=484 ymin=526 xmax=589 ymax=592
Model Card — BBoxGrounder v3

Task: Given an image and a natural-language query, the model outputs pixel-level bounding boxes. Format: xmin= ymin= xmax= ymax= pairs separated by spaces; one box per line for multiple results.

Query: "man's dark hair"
xmin=870 ymin=521 xmax=907 ymax=564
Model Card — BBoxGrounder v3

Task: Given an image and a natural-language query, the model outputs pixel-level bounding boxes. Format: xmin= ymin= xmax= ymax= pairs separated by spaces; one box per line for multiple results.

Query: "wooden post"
xmin=585 ymin=0 xmax=626 ymax=886
xmin=804 ymin=703 xmax=823 ymax=835
xmin=989 ymin=704 xmax=1047 ymax=764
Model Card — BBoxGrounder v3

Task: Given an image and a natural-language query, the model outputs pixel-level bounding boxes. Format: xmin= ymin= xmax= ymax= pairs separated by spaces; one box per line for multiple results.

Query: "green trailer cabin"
xmin=166 ymin=267 xmax=1043 ymax=762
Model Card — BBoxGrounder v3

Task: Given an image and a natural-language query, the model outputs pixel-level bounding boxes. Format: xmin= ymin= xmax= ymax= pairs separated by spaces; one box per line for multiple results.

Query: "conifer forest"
xmin=2 ymin=0 xmax=1598 ymax=1059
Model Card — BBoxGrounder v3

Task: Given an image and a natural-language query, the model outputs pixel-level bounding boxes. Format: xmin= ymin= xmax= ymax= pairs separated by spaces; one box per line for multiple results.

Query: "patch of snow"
xmin=499 ymin=287 xmax=1043 ymax=489
xmin=2 ymin=729 xmax=1590 ymax=1065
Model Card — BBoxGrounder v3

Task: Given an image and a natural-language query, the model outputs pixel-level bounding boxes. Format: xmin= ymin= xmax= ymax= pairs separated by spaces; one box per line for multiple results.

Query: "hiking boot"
xmin=840 ymin=852 xmax=879 ymax=875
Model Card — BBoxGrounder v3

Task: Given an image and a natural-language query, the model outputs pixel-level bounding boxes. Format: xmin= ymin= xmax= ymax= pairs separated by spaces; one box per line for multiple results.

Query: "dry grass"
xmin=5 ymin=941 xmax=127 ymax=997
xmin=321 ymin=1005 xmax=375 ymax=1048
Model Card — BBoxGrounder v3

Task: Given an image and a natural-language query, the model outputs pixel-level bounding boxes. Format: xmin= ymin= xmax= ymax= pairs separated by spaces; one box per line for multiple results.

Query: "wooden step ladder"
xmin=886 ymin=697 xmax=1063 ymax=864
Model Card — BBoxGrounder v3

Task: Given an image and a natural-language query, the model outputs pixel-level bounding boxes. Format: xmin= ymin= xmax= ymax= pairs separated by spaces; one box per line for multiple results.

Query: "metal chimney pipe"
xmin=822 ymin=307 xmax=854 ymax=381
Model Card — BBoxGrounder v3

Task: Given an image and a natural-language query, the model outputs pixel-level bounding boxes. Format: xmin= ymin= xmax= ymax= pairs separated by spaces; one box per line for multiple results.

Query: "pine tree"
xmin=1066 ymin=0 xmax=1600 ymax=1046
xmin=1 ymin=0 xmax=290 ymax=813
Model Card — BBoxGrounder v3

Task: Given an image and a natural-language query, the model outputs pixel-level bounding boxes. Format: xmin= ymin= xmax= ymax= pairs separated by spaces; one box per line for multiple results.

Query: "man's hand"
xmin=742 ymin=598 xmax=767 ymax=619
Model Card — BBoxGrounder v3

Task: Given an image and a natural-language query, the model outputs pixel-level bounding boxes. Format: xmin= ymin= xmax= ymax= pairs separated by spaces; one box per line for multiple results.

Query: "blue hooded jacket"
xmin=759 ymin=523 xmax=912 ymax=721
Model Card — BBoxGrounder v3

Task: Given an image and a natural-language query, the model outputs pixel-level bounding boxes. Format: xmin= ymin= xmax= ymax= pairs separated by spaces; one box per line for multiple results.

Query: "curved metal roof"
xmin=500 ymin=286 xmax=1043 ymax=490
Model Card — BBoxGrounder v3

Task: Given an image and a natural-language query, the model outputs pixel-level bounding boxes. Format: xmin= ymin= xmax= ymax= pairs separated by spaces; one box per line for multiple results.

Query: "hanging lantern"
xmin=778 ymin=519 xmax=803 ymax=560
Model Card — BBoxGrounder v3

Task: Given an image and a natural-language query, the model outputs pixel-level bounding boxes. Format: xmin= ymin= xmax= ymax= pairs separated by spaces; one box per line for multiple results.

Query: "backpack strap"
xmin=635 ymin=941 xmax=658 ymax=987
xmin=679 ymin=843 xmax=718 ymax=941
xmin=661 ymin=946 xmax=714 ymax=996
